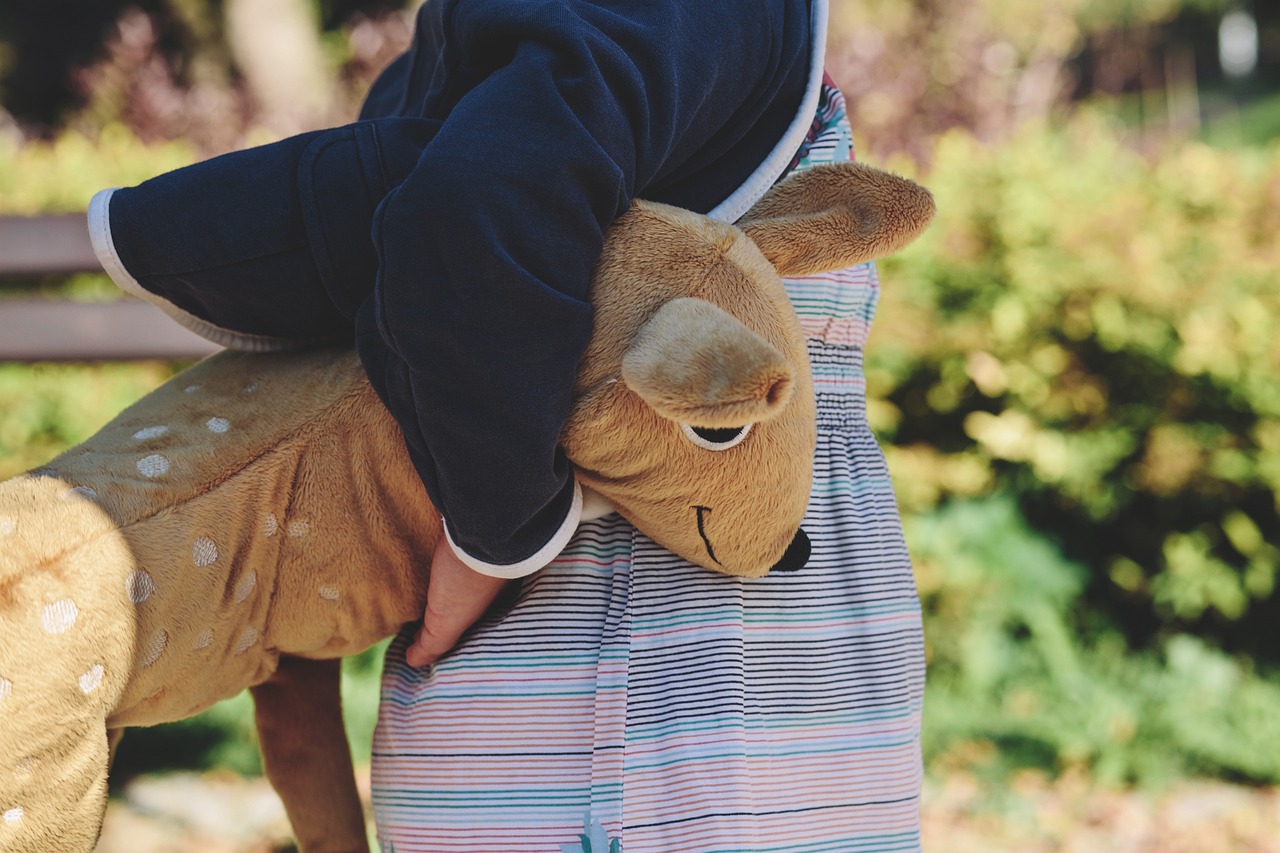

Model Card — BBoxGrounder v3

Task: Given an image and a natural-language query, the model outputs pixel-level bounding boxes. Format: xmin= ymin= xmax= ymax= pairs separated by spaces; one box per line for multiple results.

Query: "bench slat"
xmin=0 ymin=214 xmax=101 ymax=276
xmin=0 ymin=299 xmax=220 ymax=361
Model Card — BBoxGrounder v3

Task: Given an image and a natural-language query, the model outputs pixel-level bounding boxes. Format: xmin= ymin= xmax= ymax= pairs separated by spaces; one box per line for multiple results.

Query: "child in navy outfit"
xmin=92 ymin=0 xmax=811 ymax=659
xmin=90 ymin=2 xmax=927 ymax=849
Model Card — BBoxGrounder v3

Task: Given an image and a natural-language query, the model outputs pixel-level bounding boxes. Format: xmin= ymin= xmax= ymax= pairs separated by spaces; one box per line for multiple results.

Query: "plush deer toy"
xmin=0 ymin=161 xmax=933 ymax=853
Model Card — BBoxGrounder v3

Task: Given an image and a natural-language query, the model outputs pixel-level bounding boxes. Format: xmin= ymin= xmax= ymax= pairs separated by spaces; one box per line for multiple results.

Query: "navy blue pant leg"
xmin=106 ymin=118 xmax=441 ymax=343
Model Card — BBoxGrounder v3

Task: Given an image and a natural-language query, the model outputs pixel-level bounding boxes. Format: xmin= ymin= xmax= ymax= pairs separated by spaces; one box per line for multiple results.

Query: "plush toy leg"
xmin=106 ymin=727 xmax=124 ymax=765
xmin=0 ymin=722 xmax=110 ymax=853
xmin=251 ymin=655 xmax=370 ymax=853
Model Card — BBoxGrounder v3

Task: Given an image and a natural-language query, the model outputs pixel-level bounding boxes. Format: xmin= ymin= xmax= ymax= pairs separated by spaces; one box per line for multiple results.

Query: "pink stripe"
xmin=800 ymin=315 xmax=873 ymax=346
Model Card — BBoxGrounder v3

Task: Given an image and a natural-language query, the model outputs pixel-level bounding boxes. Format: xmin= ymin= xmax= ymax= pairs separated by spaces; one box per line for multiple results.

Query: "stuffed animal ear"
xmin=620 ymin=297 xmax=794 ymax=428
xmin=738 ymin=162 xmax=936 ymax=277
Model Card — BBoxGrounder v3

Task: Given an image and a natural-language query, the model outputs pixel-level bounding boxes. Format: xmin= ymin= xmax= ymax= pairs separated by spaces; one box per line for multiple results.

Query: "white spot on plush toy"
xmin=41 ymin=599 xmax=78 ymax=634
xmin=133 ymin=425 xmax=169 ymax=441
xmin=0 ymin=677 xmax=11 ymax=700
xmin=263 ymin=514 xmax=279 ymax=537
xmin=0 ymin=517 xmax=14 ymax=537
xmin=243 ymin=382 xmax=260 ymax=394
xmin=137 ymin=454 xmax=170 ymax=478
xmin=79 ymin=664 xmax=104 ymax=694
xmin=139 ymin=631 xmax=168 ymax=668
xmin=287 ymin=521 xmax=310 ymax=538
xmin=318 ymin=586 xmax=340 ymax=601
xmin=62 ymin=485 xmax=98 ymax=501
xmin=192 ymin=537 xmax=218 ymax=567
xmin=193 ymin=628 xmax=213 ymax=650
xmin=3 ymin=807 xmax=22 ymax=824
xmin=126 ymin=569 xmax=155 ymax=604
xmin=184 ymin=385 xmax=201 ymax=393
xmin=206 ymin=417 xmax=230 ymax=433
xmin=233 ymin=571 xmax=257 ymax=603
xmin=235 ymin=626 xmax=259 ymax=655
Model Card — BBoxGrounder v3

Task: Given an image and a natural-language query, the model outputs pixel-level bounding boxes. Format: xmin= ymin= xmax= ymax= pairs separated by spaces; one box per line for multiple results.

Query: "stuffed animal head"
xmin=565 ymin=162 xmax=935 ymax=578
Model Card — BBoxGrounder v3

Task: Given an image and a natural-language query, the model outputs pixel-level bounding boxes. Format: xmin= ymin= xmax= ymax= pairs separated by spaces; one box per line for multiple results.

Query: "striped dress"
xmin=370 ymin=81 xmax=926 ymax=853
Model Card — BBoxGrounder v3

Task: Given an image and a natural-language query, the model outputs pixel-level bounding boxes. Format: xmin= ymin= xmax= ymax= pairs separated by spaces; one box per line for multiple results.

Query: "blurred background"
xmin=2 ymin=0 xmax=1279 ymax=850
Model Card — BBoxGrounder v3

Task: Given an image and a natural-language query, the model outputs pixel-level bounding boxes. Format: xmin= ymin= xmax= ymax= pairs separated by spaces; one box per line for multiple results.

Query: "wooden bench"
xmin=0 ymin=214 xmax=219 ymax=361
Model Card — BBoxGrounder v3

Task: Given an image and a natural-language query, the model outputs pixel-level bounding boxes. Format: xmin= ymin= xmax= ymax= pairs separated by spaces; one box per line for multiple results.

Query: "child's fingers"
xmin=405 ymin=620 xmax=458 ymax=669
xmin=405 ymin=537 xmax=508 ymax=668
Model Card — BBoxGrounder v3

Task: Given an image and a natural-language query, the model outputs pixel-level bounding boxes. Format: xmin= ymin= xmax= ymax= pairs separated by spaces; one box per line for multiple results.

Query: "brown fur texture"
xmin=738 ymin=161 xmax=937 ymax=277
xmin=620 ymin=297 xmax=795 ymax=427
xmin=0 ymin=161 xmax=933 ymax=852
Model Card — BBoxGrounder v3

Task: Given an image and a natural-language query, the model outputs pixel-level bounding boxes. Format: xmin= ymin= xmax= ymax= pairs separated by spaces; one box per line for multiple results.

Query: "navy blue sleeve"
xmin=359 ymin=0 xmax=808 ymax=572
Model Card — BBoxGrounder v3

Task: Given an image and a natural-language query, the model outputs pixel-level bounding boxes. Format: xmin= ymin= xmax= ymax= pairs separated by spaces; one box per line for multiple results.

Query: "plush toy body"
xmin=0 ymin=162 xmax=932 ymax=853
xmin=1 ymin=348 xmax=412 ymax=853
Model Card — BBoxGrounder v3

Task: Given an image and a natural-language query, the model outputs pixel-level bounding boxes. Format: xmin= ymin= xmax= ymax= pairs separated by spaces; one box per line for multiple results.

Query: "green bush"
xmin=0 ymin=362 xmax=183 ymax=479
xmin=871 ymin=113 xmax=1280 ymax=660
xmin=0 ymin=126 xmax=195 ymax=215
xmin=915 ymin=497 xmax=1280 ymax=786
xmin=863 ymin=114 xmax=1280 ymax=784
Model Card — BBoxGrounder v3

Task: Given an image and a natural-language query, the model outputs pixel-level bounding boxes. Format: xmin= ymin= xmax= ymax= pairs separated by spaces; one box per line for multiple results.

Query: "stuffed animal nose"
xmin=771 ymin=527 xmax=810 ymax=573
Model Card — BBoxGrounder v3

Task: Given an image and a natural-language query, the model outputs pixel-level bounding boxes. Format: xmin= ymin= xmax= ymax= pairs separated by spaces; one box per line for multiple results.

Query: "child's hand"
xmin=405 ymin=536 xmax=509 ymax=668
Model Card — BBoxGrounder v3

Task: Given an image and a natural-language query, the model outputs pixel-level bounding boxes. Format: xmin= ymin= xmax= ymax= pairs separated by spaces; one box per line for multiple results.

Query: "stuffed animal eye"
xmin=680 ymin=423 xmax=754 ymax=451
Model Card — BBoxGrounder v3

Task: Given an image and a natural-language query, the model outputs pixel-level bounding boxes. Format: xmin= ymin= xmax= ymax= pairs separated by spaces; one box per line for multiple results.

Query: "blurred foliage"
xmin=0 ymin=125 xmax=194 ymax=214
xmin=1203 ymin=91 xmax=1280 ymax=149
xmin=870 ymin=113 xmax=1280 ymax=663
xmin=3 ymin=0 xmax=1249 ymax=158
xmin=0 ymin=361 xmax=180 ymax=479
xmin=828 ymin=0 xmax=1233 ymax=161
xmin=915 ymin=497 xmax=1280 ymax=786
xmin=0 ymin=0 xmax=411 ymax=151
xmin=0 ymin=0 xmax=137 ymax=128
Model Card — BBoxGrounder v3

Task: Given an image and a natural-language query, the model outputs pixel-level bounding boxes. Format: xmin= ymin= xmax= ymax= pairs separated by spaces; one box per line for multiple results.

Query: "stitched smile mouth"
xmin=692 ymin=505 xmax=721 ymax=565
xmin=691 ymin=505 xmax=810 ymax=573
